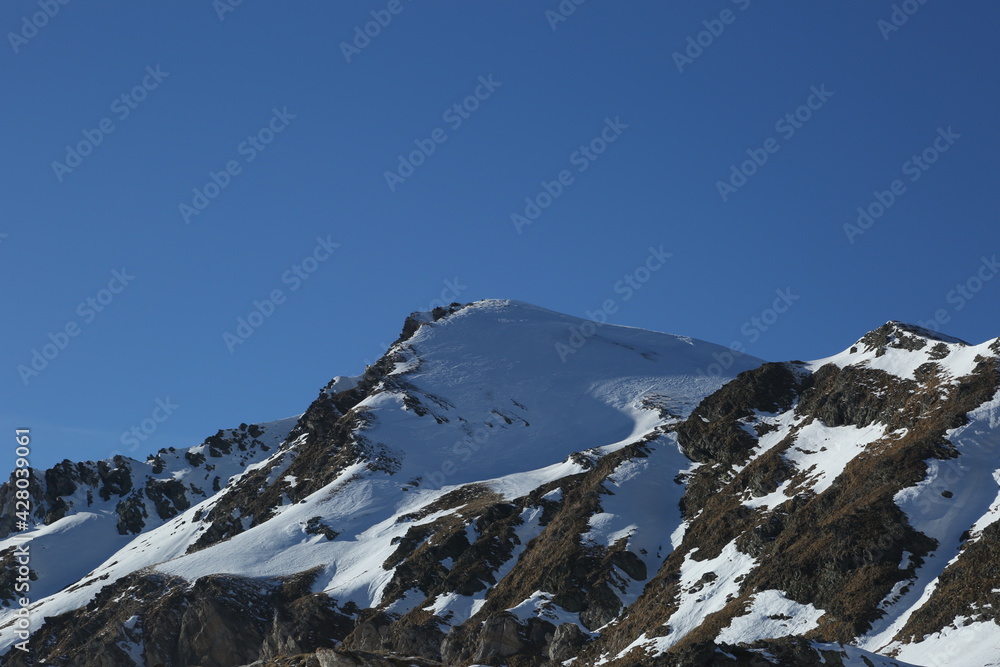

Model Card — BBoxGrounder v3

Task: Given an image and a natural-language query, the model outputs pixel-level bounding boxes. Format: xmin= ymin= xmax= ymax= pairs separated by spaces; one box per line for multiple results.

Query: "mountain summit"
xmin=2 ymin=301 xmax=998 ymax=667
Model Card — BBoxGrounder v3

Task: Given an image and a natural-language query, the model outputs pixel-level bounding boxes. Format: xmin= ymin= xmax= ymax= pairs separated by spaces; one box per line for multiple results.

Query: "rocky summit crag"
xmin=1 ymin=301 xmax=999 ymax=667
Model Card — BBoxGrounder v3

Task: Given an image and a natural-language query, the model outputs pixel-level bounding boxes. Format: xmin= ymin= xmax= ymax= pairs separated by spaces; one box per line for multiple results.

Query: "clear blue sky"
xmin=3 ymin=1 xmax=998 ymax=469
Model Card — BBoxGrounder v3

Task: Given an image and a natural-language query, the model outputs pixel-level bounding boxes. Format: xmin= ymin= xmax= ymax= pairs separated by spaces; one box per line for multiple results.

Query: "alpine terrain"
xmin=2 ymin=300 xmax=999 ymax=667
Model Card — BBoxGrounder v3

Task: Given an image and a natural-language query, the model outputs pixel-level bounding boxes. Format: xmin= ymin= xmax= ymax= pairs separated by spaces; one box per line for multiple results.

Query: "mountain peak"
xmin=805 ymin=319 xmax=996 ymax=383
xmin=871 ymin=320 xmax=970 ymax=346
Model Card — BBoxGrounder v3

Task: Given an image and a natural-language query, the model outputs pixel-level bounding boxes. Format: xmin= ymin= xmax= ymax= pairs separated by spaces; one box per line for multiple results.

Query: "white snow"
xmin=326 ymin=374 xmax=361 ymax=394
xmin=617 ymin=540 xmax=757 ymax=658
xmin=810 ymin=642 xmax=922 ymax=667
xmin=507 ymin=590 xmax=584 ymax=628
xmin=891 ymin=618 xmax=1000 ymax=667
xmin=716 ymin=590 xmax=824 ymax=644
xmin=744 ymin=481 xmax=793 ymax=510
xmin=782 ymin=421 xmax=887 ymax=495
xmin=581 ymin=433 xmax=692 ymax=611
xmin=738 ymin=416 xmax=888 ymax=510
xmin=424 ymin=592 xmax=487 ymax=626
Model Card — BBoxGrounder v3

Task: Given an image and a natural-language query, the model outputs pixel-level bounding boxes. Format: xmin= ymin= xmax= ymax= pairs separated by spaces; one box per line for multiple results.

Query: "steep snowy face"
xmin=351 ymin=299 xmax=765 ymax=488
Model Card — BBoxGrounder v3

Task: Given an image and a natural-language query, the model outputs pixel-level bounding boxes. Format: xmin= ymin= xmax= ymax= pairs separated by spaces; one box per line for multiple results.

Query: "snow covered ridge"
xmin=0 ymin=302 xmax=998 ymax=667
xmin=810 ymin=320 xmax=997 ymax=383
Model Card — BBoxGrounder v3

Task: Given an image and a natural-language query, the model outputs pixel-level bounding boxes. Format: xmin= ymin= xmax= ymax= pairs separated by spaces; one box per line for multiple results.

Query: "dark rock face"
xmin=548 ymin=622 xmax=589 ymax=662
xmin=113 ymin=478 xmax=194 ymax=535
xmin=176 ymin=577 xmax=273 ymax=667
xmin=439 ymin=613 xmax=554 ymax=666
xmin=311 ymin=648 xmax=438 ymax=666
xmin=96 ymin=457 xmax=134 ymax=501
xmin=858 ymin=321 xmax=966 ymax=357
xmin=0 ymin=547 xmax=37 ymax=608
xmin=677 ymin=362 xmax=805 ymax=466
xmin=0 ymin=416 xmax=287 ymax=546
xmin=339 ymin=612 xmax=445 ymax=662
xmin=472 ymin=613 xmax=529 ymax=662
xmin=0 ymin=463 xmax=87 ymax=538
xmin=5 ymin=570 xmax=355 ymax=667
xmin=115 ymin=491 xmax=149 ymax=534
xmin=261 ymin=592 xmax=354 ymax=660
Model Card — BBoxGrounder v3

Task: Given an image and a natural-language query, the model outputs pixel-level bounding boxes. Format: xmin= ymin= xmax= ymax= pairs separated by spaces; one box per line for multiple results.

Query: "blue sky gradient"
xmin=3 ymin=1 xmax=998 ymax=468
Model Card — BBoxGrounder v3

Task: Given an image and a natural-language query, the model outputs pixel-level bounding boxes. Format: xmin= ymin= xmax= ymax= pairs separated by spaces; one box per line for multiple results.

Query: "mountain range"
xmin=2 ymin=299 xmax=998 ymax=667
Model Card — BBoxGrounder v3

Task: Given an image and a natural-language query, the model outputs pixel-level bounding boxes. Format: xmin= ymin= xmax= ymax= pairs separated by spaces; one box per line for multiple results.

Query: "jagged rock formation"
xmin=0 ymin=303 xmax=996 ymax=667
xmin=0 ymin=418 xmax=296 ymax=611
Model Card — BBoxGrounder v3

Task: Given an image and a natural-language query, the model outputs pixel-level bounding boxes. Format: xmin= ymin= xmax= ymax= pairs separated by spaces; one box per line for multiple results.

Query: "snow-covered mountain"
xmin=1 ymin=300 xmax=998 ymax=667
